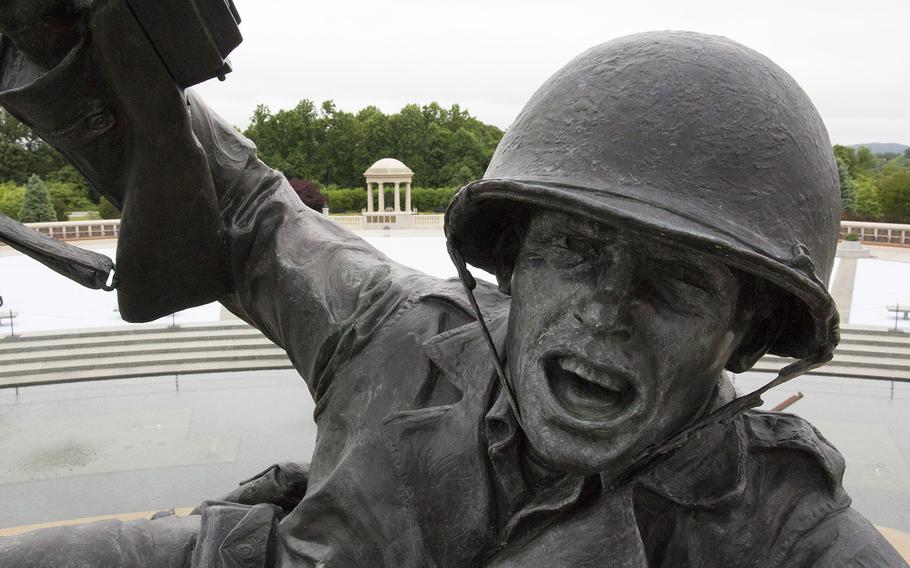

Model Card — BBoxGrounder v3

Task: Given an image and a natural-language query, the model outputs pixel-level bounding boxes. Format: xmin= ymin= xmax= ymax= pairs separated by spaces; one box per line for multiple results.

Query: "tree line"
xmin=835 ymin=145 xmax=910 ymax=222
xmin=0 ymin=99 xmax=504 ymax=221
xmin=2 ymin=101 xmax=910 ymax=223
xmin=244 ymin=100 xmax=503 ymax=189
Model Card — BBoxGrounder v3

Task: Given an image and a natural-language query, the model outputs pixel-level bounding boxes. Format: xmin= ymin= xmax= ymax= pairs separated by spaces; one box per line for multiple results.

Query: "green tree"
xmin=904 ymin=147 xmax=910 ymax=160
xmin=853 ymin=146 xmax=878 ymax=176
xmin=244 ymin=100 xmax=503 ymax=189
xmin=47 ymin=180 xmax=97 ymax=220
xmin=18 ymin=174 xmax=57 ymax=222
xmin=47 ymin=163 xmax=96 ymax=203
xmin=833 ymin=145 xmax=856 ymax=174
xmin=880 ymin=156 xmax=910 ymax=176
xmin=854 ymin=176 xmax=881 ymax=219
xmin=0 ymin=108 xmax=68 ymax=184
xmin=0 ymin=181 xmax=25 ymax=219
xmin=836 ymin=158 xmax=856 ymax=213
xmin=98 ymin=197 xmax=120 ymax=219
xmin=877 ymin=169 xmax=910 ymax=223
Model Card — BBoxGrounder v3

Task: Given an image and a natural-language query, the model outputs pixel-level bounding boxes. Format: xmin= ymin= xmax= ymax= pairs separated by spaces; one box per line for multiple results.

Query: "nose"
xmin=572 ymin=251 xmax=634 ymax=338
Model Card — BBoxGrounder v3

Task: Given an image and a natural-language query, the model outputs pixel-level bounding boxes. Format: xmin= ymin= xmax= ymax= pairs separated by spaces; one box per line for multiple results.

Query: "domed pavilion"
xmin=363 ymin=158 xmax=414 ymax=213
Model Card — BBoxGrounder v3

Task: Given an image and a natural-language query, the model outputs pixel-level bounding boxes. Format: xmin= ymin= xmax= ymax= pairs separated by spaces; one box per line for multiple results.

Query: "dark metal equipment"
xmin=124 ymin=0 xmax=242 ymax=88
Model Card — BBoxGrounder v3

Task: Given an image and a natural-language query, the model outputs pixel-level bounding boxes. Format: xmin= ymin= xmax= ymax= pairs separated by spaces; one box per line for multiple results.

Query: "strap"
xmin=0 ymin=213 xmax=117 ymax=291
xmin=447 ymin=238 xmax=524 ymax=428
xmin=605 ymin=348 xmax=833 ymax=491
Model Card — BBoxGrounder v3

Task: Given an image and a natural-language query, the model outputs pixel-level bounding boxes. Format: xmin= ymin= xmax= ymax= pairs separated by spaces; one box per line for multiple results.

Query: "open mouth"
xmin=544 ymin=355 xmax=636 ymax=421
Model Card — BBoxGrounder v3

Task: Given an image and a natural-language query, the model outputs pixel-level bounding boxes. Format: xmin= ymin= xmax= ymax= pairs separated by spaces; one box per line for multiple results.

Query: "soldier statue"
xmin=0 ymin=1 xmax=906 ymax=566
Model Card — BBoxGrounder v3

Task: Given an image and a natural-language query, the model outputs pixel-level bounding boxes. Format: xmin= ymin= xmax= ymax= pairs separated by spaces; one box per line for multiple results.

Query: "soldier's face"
xmin=507 ymin=210 xmax=746 ymax=477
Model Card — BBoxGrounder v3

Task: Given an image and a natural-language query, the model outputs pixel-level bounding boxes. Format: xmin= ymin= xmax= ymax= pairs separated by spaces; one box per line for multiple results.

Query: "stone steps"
xmin=2 ymin=323 xmax=910 ymax=389
xmin=0 ymin=323 xmax=294 ymax=389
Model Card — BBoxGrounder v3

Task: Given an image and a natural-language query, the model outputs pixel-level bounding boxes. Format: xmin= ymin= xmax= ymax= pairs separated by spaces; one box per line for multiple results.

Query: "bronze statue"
xmin=0 ymin=1 xmax=906 ymax=566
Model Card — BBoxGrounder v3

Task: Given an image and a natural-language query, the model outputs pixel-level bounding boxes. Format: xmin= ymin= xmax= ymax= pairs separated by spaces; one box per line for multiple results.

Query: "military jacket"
xmin=0 ymin=4 xmax=905 ymax=566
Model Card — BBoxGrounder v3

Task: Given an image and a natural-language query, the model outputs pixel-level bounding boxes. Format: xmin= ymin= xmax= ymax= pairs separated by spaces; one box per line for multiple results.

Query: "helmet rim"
xmin=445 ymin=176 xmax=839 ymax=361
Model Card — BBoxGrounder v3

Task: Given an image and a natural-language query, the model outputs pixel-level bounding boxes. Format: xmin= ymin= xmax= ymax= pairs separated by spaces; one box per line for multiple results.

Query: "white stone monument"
xmin=363 ymin=158 xmax=415 ymax=228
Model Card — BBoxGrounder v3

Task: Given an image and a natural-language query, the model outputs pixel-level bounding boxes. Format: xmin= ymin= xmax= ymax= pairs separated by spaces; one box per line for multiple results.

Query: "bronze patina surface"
xmin=0 ymin=1 xmax=905 ymax=566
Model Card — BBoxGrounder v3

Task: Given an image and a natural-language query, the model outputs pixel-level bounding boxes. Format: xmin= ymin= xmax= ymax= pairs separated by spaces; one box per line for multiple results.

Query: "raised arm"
xmin=187 ymin=91 xmax=431 ymax=392
xmin=0 ymin=0 xmax=231 ymax=321
xmin=0 ymin=0 xmax=433 ymax=395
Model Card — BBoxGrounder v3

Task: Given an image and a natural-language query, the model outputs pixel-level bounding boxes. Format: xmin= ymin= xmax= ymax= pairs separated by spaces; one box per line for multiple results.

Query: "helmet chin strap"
xmin=447 ymin=239 xmax=523 ymax=429
xmin=604 ymin=348 xmax=833 ymax=490
xmin=447 ymin=238 xmax=833 ymax=488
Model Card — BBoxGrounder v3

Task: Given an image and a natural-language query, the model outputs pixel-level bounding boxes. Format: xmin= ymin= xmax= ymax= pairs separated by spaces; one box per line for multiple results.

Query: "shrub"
xmin=47 ymin=181 xmax=98 ymax=221
xmin=98 ymin=197 xmax=120 ymax=220
xmin=289 ymin=178 xmax=328 ymax=212
xmin=18 ymin=174 xmax=57 ymax=223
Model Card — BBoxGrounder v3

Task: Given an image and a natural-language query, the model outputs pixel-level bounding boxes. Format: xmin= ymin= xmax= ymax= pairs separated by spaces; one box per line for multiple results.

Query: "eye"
xmin=521 ymin=231 xmax=604 ymax=271
xmin=547 ymin=235 xmax=599 ymax=268
xmin=564 ymin=236 xmax=598 ymax=257
xmin=664 ymin=262 xmax=717 ymax=296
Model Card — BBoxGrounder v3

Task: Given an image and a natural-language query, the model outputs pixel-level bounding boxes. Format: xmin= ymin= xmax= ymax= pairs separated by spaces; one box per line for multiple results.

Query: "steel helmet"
xmin=446 ymin=31 xmax=840 ymax=365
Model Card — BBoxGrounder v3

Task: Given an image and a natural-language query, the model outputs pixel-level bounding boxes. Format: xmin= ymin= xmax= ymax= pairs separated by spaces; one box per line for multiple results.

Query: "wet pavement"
xmin=0 ymin=370 xmax=316 ymax=528
xmin=736 ymin=371 xmax=910 ymax=532
xmin=1 ymin=369 xmax=908 ymax=533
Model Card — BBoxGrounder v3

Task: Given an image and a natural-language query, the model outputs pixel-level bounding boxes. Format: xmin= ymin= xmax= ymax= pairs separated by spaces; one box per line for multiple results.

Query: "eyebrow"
xmin=531 ymin=219 xmax=619 ymax=242
xmin=651 ymin=250 xmax=735 ymax=288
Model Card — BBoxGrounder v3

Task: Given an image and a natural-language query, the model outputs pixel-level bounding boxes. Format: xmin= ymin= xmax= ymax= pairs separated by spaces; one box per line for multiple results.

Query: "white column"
xmin=405 ymin=182 xmax=412 ymax=213
xmin=394 ymin=182 xmax=401 ymax=212
xmin=366 ymin=181 xmax=374 ymax=213
xmin=378 ymin=182 xmax=385 ymax=212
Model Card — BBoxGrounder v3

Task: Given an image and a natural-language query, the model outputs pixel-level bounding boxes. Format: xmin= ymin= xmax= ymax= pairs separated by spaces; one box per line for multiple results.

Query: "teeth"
xmin=557 ymin=357 xmax=626 ymax=393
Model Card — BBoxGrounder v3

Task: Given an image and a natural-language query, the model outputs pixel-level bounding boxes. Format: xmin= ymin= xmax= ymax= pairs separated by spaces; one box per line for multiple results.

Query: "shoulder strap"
xmin=0 ymin=213 xmax=116 ymax=291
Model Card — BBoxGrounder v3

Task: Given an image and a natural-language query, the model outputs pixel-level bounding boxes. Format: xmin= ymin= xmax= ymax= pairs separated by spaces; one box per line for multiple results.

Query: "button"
xmin=237 ymin=544 xmax=257 ymax=563
xmin=86 ymin=111 xmax=115 ymax=132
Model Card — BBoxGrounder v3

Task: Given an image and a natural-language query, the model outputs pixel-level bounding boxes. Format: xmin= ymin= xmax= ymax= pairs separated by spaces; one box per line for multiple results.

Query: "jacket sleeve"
xmin=0 ymin=0 xmax=231 ymax=322
xmin=186 ymin=91 xmax=431 ymax=395
xmin=0 ymin=0 xmax=434 ymax=398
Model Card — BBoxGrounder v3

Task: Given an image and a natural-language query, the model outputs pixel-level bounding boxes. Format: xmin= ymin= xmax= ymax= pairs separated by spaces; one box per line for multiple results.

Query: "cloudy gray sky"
xmin=195 ymin=0 xmax=909 ymax=146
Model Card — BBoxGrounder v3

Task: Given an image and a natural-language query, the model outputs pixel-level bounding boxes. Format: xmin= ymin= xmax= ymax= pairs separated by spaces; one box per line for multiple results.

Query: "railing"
xmin=841 ymin=221 xmax=910 ymax=246
xmin=412 ymin=214 xmax=445 ymax=227
xmin=328 ymin=215 xmax=365 ymax=230
xmin=6 ymin=218 xmax=907 ymax=245
xmin=21 ymin=219 xmax=120 ymax=241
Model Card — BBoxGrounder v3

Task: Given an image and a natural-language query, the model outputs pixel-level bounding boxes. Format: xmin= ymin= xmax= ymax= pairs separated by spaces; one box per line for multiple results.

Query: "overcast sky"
xmin=194 ymin=0 xmax=909 ymax=146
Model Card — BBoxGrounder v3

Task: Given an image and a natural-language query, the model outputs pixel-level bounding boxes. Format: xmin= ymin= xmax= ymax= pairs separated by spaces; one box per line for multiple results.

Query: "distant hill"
xmin=852 ymin=143 xmax=909 ymax=155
